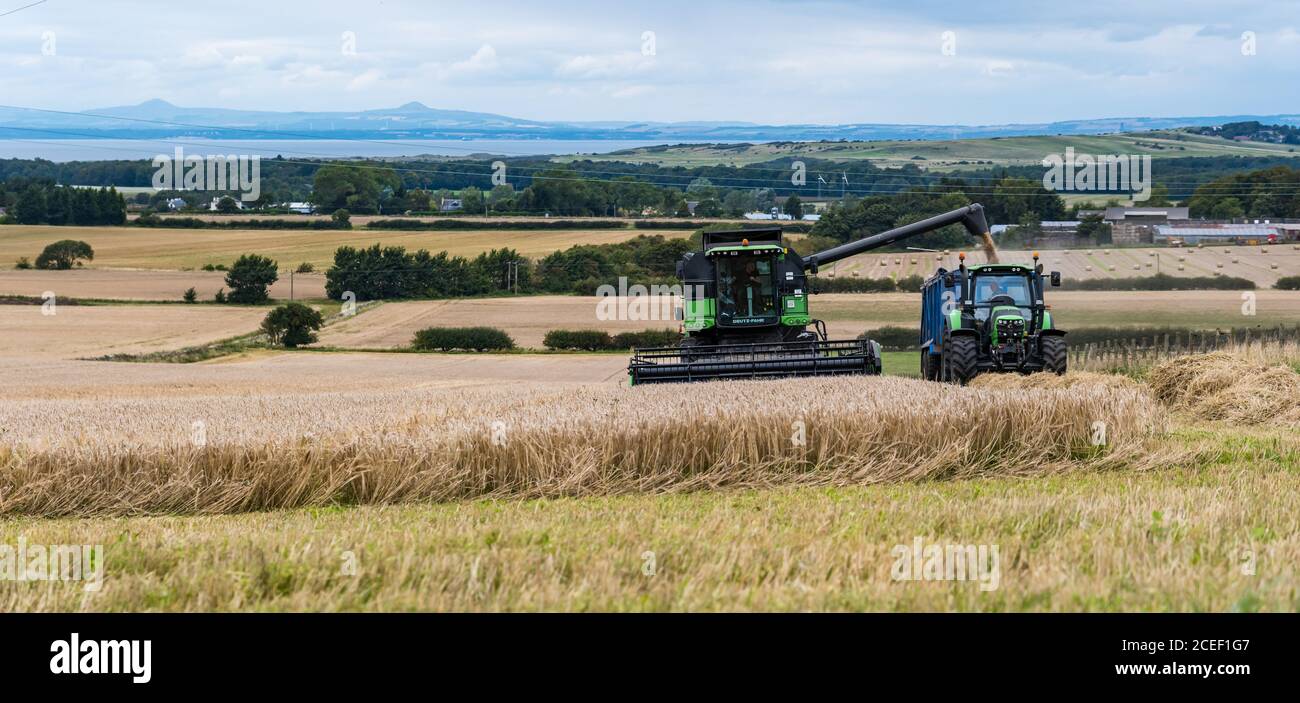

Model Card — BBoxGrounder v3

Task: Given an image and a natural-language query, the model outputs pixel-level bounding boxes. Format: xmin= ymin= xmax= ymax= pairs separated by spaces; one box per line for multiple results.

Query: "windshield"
xmin=972 ymin=273 xmax=1033 ymax=322
xmin=972 ymin=274 xmax=1033 ymax=306
xmin=716 ymin=252 xmax=778 ymax=326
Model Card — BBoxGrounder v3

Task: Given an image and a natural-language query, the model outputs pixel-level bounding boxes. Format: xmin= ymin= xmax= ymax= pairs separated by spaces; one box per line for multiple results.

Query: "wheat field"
xmin=0 ymin=374 xmax=1165 ymax=518
xmin=0 ymin=347 xmax=1296 ymax=611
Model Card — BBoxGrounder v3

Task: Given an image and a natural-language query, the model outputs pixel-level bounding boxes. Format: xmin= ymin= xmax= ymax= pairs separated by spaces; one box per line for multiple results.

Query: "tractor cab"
xmin=969 ymin=271 xmax=1035 ymax=348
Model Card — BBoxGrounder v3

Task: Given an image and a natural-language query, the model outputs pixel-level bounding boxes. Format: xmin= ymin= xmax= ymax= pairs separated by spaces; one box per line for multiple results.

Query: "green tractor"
xmin=919 ymin=252 xmax=1067 ymax=384
xmin=628 ymin=204 xmax=991 ymax=384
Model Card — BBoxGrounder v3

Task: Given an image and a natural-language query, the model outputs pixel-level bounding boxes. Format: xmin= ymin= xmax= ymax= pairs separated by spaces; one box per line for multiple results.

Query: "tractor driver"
xmin=979 ymin=279 xmax=1007 ymax=302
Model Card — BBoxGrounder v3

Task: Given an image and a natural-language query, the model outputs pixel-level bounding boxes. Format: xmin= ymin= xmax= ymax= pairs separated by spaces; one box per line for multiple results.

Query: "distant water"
xmin=0 ymin=138 xmax=722 ymax=162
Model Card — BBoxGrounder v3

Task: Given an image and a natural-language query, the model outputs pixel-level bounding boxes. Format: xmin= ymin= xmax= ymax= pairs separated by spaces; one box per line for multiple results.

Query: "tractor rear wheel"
xmin=944 ymin=335 xmax=979 ymax=386
xmin=1041 ymin=336 xmax=1067 ymax=375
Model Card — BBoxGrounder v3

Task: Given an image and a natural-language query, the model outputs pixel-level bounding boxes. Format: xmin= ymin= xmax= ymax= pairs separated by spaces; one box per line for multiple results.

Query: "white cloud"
xmin=610 ymin=84 xmax=653 ymax=98
xmin=431 ymin=44 xmax=499 ymax=81
xmin=2 ymin=1 xmax=1300 ymax=123
xmin=556 ymin=52 xmax=653 ymax=80
xmin=347 ymin=69 xmax=383 ymax=91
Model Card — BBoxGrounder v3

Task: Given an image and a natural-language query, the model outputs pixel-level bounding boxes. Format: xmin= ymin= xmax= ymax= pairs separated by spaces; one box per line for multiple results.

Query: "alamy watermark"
xmin=0 ymin=537 xmax=104 ymax=592
xmin=1042 ymin=147 xmax=1151 ymax=202
xmin=595 ymin=276 xmax=703 ymax=321
xmin=891 ymin=537 xmax=1000 ymax=591
xmin=152 ymin=147 xmax=261 ymax=202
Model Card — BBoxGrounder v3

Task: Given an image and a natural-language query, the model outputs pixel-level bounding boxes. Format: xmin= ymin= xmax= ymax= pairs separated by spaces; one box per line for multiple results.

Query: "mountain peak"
xmin=137 ymin=98 xmax=176 ymax=108
xmin=396 ymin=101 xmax=430 ymax=111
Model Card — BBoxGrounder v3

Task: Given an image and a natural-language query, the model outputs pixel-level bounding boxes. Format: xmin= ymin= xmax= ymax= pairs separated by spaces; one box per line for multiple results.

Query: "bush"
xmin=809 ymin=276 xmax=897 ymax=293
xmin=858 ymin=326 xmax=918 ymax=350
xmin=260 ymin=302 xmax=325 ymax=348
xmin=14 ymin=257 xmax=31 ymax=270
xmin=369 ymin=218 xmax=628 ymax=231
xmin=182 ymin=287 xmax=197 ymax=303
xmin=611 ymin=329 xmax=680 ymax=349
xmin=224 ymin=254 xmax=279 ymax=304
xmin=34 ymin=240 xmax=94 ymax=270
xmin=1275 ymin=276 xmax=1300 ymax=290
xmin=201 ymin=263 xmax=217 ymax=272
xmin=133 ymin=217 xmax=348 ymax=230
xmin=543 ymin=328 xmax=680 ymax=350
xmin=543 ymin=329 xmax=615 ymax=351
xmin=1067 ymin=273 xmax=1254 ymax=291
xmin=896 ymin=274 xmax=925 ymax=291
xmin=295 ymin=262 xmax=315 ymax=274
xmin=331 ymin=209 xmax=352 ymax=228
xmin=411 ymin=326 xmax=515 ymax=352
xmin=214 ymin=288 xmax=227 ymax=303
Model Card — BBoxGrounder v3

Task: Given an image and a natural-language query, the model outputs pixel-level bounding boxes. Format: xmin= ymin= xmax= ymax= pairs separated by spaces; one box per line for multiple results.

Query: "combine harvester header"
xmin=628 ymin=204 xmax=991 ymax=384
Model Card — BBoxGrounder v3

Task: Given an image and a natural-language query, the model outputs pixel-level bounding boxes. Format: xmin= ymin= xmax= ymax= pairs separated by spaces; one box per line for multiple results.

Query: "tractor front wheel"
xmin=1041 ymin=336 xmax=1067 ymax=375
xmin=943 ymin=335 xmax=979 ymax=386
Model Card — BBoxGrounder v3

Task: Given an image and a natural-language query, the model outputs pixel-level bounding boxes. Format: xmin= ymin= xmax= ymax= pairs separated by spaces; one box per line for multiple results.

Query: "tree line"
xmin=324 ymin=235 xmax=689 ymax=300
xmin=2 ymin=180 xmax=126 ymax=225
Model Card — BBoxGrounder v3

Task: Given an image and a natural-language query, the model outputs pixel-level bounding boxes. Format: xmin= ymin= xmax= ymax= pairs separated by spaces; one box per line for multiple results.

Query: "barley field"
xmin=0 ymin=304 xmax=268 ymax=358
xmin=0 ymin=269 xmax=327 ymax=301
xmin=0 ymin=225 xmax=692 ymax=271
xmin=0 ymin=373 xmax=1164 ymax=517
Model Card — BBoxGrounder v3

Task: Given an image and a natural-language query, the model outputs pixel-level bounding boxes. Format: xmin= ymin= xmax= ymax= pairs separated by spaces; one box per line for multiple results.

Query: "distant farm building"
xmin=1103 ymin=207 xmax=1190 ymax=245
xmin=1154 ymin=224 xmax=1281 ymax=245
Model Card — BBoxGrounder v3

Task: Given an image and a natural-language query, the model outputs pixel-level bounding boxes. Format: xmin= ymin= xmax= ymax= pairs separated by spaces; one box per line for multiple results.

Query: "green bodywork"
xmin=683 ymin=297 xmax=716 ymax=331
xmin=780 ymin=291 xmax=809 ymax=326
xmin=706 ymin=244 xmax=785 ymax=255
xmin=989 ymin=305 xmax=1025 ymax=345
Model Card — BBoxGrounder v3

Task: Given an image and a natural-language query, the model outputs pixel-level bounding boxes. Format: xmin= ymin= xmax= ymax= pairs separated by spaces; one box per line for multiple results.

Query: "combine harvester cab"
xmin=629 ymin=204 xmax=991 ymax=384
xmin=920 ymin=252 xmax=1067 ymax=385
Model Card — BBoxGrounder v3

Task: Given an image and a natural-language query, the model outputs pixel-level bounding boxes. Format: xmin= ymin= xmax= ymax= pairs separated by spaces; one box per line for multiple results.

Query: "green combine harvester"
xmin=628 ymin=204 xmax=991 ymax=384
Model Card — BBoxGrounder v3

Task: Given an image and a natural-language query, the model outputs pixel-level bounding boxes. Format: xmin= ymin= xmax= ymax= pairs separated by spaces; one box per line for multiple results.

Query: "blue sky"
xmin=2 ymin=0 xmax=1298 ymax=124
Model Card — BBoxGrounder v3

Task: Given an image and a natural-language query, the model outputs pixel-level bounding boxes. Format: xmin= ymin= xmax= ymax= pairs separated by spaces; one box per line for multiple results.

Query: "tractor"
xmin=628 ymin=203 xmax=991 ymax=384
xmin=919 ymin=252 xmax=1067 ymax=384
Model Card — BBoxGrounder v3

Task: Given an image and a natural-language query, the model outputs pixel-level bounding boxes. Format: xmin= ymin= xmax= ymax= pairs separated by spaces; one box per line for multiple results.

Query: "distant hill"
xmin=569 ymin=131 xmax=1300 ymax=169
xmin=3 ymin=100 xmax=1300 ymax=143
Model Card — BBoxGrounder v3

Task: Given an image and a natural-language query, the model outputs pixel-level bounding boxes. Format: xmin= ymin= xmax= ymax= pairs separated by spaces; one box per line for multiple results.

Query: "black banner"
xmin=0 ymin=613 xmax=1284 ymax=691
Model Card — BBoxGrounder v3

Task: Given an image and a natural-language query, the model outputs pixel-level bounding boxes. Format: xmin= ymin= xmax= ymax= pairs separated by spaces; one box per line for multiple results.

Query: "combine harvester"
xmin=628 ymin=204 xmax=991 ymax=384
xmin=920 ymin=252 xmax=1067 ymax=384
